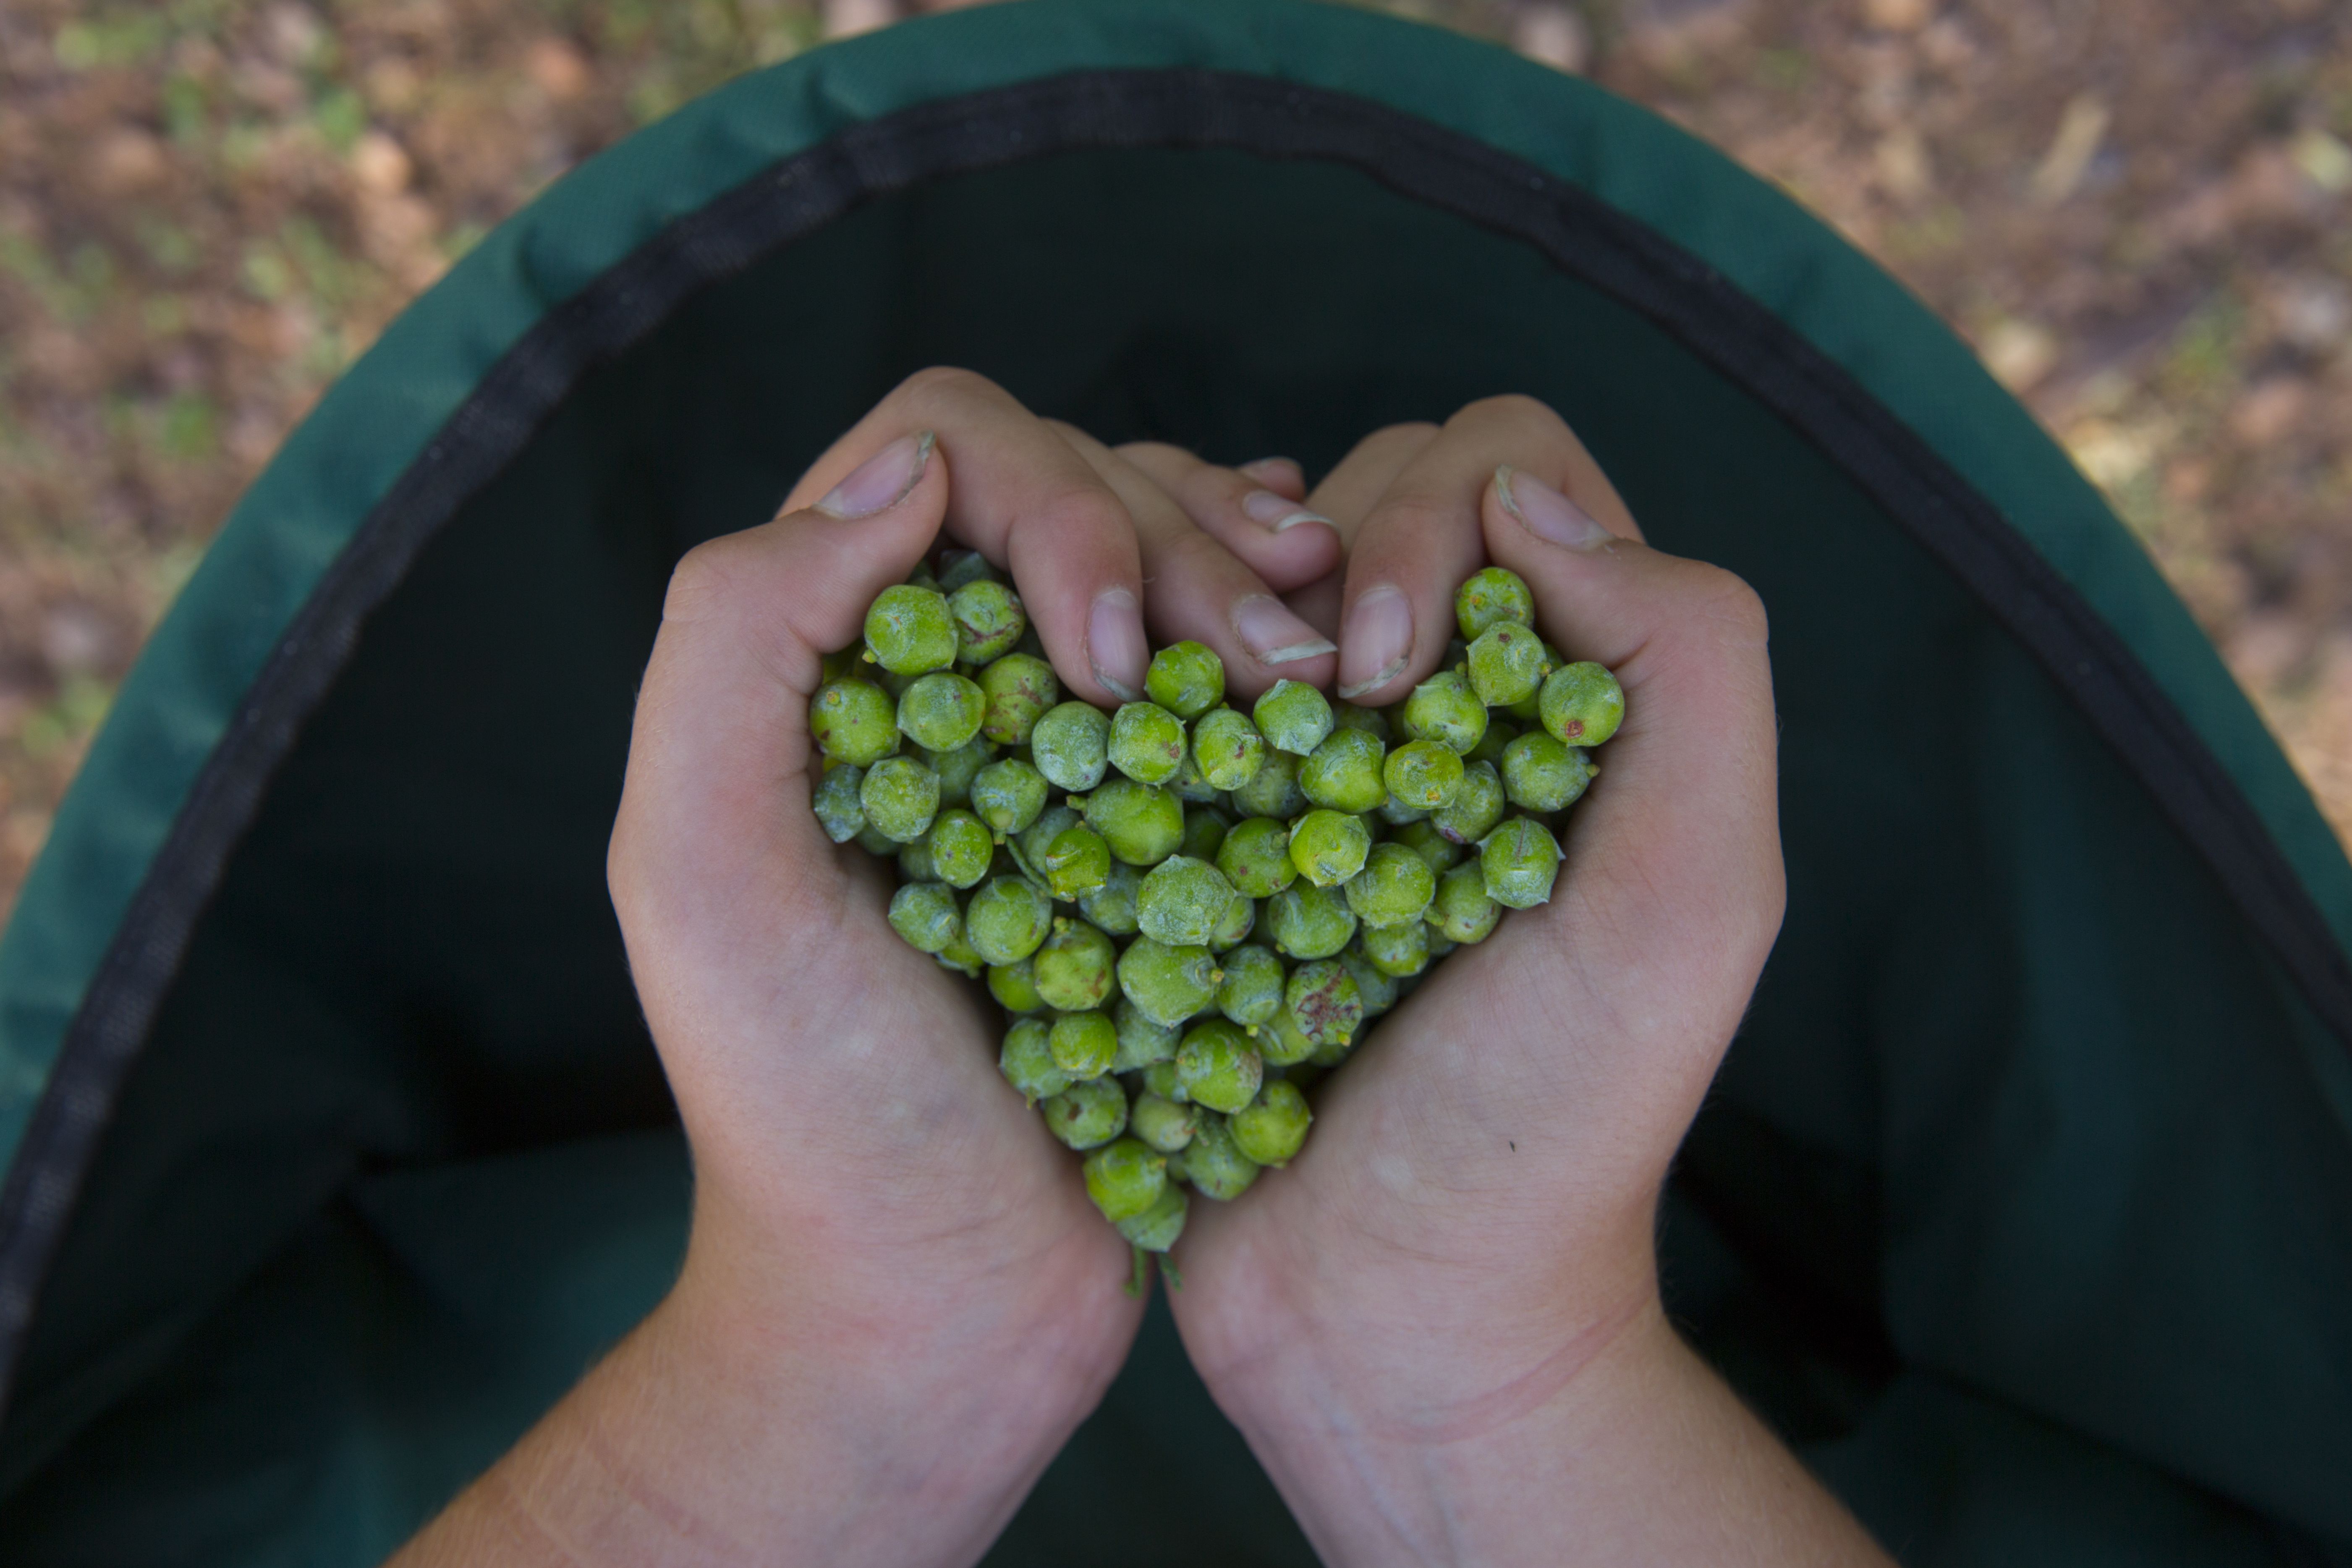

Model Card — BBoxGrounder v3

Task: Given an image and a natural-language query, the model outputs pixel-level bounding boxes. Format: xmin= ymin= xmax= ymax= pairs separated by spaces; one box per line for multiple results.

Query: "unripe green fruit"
xmin=1265 ymin=881 xmax=1358 ymax=960
xmin=1345 ymin=841 xmax=1437 ymax=929
xmin=1042 ymin=1076 xmax=1128 ymax=1149
xmin=1288 ymin=809 xmax=1371 ymax=887
xmin=989 ymin=958 xmax=1045 ymax=1013
xmin=1180 ymin=1114 xmax=1261 ymax=1200
xmin=1228 ymin=749 xmax=1306 ymax=818
xmin=863 ymin=584 xmax=958 ymax=675
xmin=887 ymin=882 xmax=960 ymax=954
xmin=1257 ymin=1004 xmax=1318 ymax=1066
xmin=853 ymin=823 xmax=897 ymax=857
xmin=1539 ymin=660 xmax=1625 ymax=748
xmin=1360 ymin=916 xmax=1431 ymax=978
xmin=1454 ymin=565 xmax=1536 ymax=640
xmin=1209 ymin=892 xmax=1256 ymax=953
xmin=1138 ymin=855 xmax=1238 ymax=947
xmin=1284 ymin=959 xmax=1363 ymax=1050
xmin=812 ymin=764 xmax=866 ymax=843
xmin=1117 ymin=937 xmax=1223 ymax=1028
xmin=1015 ymin=803 xmax=1082 ymax=879
xmin=937 ymin=548 xmax=996 ymax=592
xmin=921 ymin=737 xmax=996 ymax=807
xmin=1192 ymin=706 xmax=1267 ymax=792
xmin=1049 ymin=1010 xmax=1119 ymax=1079
xmin=1082 ymin=777 xmax=1185 ymax=866
xmin=811 ymin=678 xmax=900 ymax=766
xmin=935 ymin=926 xmax=985 ymax=978
xmin=859 ymin=755 xmax=939 ymax=842
xmin=1130 ymin=1093 xmax=1200 ymax=1154
xmin=1253 ymin=679 xmax=1334 ymax=756
xmin=1299 ymin=728 xmax=1387 ymax=814
xmin=1115 ymin=1180 xmax=1189 ymax=1251
xmin=948 ymin=579 xmax=1026 ymax=665
xmin=970 ymin=757 xmax=1048 ymax=836
xmin=999 ymin=1018 xmax=1070 ymax=1105
xmin=1034 ymin=922 xmax=1117 ymax=1012
xmin=1078 ymin=859 xmax=1143 ymax=936
xmin=1109 ymin=701 xmax=1188 ymax=785
xmin=1176 ymin=1019 xmax=1264 ymax=1114
xmin=897 ymin=671 xmax=986 ymax=752
xmin=1146 ymin=640 xmax=1225 ymax=719
xmin=1180 ymin=804 xmax=1232 ymax=864
xmin=1216 ymin=942 xmax=1286 ymax=1030
xmin=1030 ymin=700 xmax=1111 ymax=791
xmin=976 ymin=653 xmax=1059 ymax=745
xmin=897 ymin=834 xmax=938 ymax=884
xmin=923 ymin=809 xmax=994 ymax=889
xmin=1231 ymin=1079 xmax=1313 ymax=1166
xmin=1169 ymin=743 xmax=1221 ymax=804
xmin=1433 ymin=759 xmax=1506 ymax=846
xmin=1114 ymin=998 xmax=1183 ymax=1071
xmin=1382 ymin=738 xmax=1466 ymax=810
xmin=1376 ymin=795 xmax=1429 ymax=828
xmin=1084 ymin=1137 xmax=1169 ymax=1222
xmin=1340 ymin=942 xmax=1400 ymax=1017
xmin=1332 ymin=702 xmax=1390 ymax=741
xmin=1464 ymin=717 xmax=1516 ymax=770
xmin=965 ymin=876 xmax=1054 ymax=965
xmin=1465 ymin=621 xmax=1548 ymax=707
xmin=1431 ymin=860 xmax=1502 ymax=943
xmin=1041 ymin=825 xmax=1112 ymax=901
xmin=1217 ymin=815 xmax=1299 ymax=899
xmin=1392 ymin=817 xmax=1465 ymax=876
xmin=1141 ymin=1059 xmax=1187 ymax=1102
xmin=1400 ymin=669 xmax=1488 ymax=754
xmin=1481 ymin=816 xmax=1563 ymax=909
xmin=1502 ymin=731 xmax=1594 ymax=812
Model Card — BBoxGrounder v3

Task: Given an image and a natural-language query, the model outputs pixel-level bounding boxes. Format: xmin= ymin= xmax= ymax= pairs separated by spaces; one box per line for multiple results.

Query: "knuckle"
xmin=891 ymin=364 xmax=999 ymax=415
xmin=1363 ymin=493 xmax=1460 ymax=550
xmin=1452 ymin=392 xmax=1570 ymax=442
xmin=1356 ymin=421 xmax=1442 ymax=458
xmin=661 ymin=536 xmax=755 ymax=626
xmin=1025 ymin=482 xmax=1132 ymax=550
xmin=1687 ymin=565 xmax=1770 ymax=646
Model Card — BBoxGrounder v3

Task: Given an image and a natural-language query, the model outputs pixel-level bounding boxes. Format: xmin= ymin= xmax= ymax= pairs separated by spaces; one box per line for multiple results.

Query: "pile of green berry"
xmin=808 ymin=552 xmax=1623 ymax=1286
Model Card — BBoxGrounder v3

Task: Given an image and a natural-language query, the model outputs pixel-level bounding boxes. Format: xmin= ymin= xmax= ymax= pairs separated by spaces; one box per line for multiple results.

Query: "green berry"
xmin=1228 ymin=749 xmax=1307 ymax=818
xmin=1216 ymin=943 xmax=1285 ymax=1029
xmin=937 ymin=549 xmax=997 ymax=592
xmin=1299 ymin=728 xmax=1387 ymax=814
xmin=1084 ymin=1137 xmax=1169 ymax=1222
xmin=1033 ymin=922 xmax=1118 ymax=1011
xmin=1344 ymin=842 xmax=1437 ymax=928
xmin=1481 ymin=816 xmax=1563 ymax=909
xmin=897 ymin=834 xmax=939 ymax=883
xmin=1015 ymin=803 xmax=1082 ymax=879
xmin=853 ymin=823 xmax=897 ymax=857
xmin=1331 ymin=702 xmax=1390 ymax=741
xmin=935 ymin=926 xmax=985 ymax=979
xmin=1031 ymin=700 xmax=1112 ymax=791
xmin=1146 ymin=641 xmax=1225 ymax=719
xmin=1505 ymin=646 xmax=1562 ymax=723
xmin=1433 ymin=760 xmax=1506 ymax=846
xmin=1138 ymin=855 xmax=1241 ymax=947
xmin=1175 ymin=1019 xmax=1264 ymax=1114
xmin=1264 ymin=882 xmax=1358 ymax=960
xmin=896 ymin=671 xmax=986 ymax=752
xmin=1114 ymin=998 xmax=1183 ymax=1070
xmin=1382 ymin=738 xmax=1465 ymax=810
xmin=1141 ymin=1059 xmax=1188 ymax=1102
xmin=1257 ymin=1005 xmax=1318 ymax=1066
xmin=1109 ymin=701 xmax=1188 ymax=785
xmin=1179 ymin=1113 xmax=1260 ymax=1200
xmin=976 ymin=653 xmax=1059 ymax=746
xmin=1400 ymin=669 xmax=1488 ymax=754
xmin=863 ymin=584 xmax=958 ymax=675
xmin=1180 ymin=804 xmax=1232 ymax=864
xmin=1340 ymin=942 xmax=1400 ymax=1017
xmin=1253 ymin=679 xmax=1335 ymax=756
xmin=1049 ymin=1009 xmax=1119 ymax=1078
xmin=1217 ymin=815 xmax=1299 ymax=899
xmin=1082 ymin=777 xmax=1185 ymax=866
xmin=988 ymin=958 xmax=1046 ymax=1014
xmin=1209 ymin=890 xmax=1256 ymax=952
xmin=1230 ymin=1080 xmax=1313 ymax=1167
xmin=812 ymin=764 xmax=866 ymax=843
xmin=811 ymin=678 xmax=900 ymax=766
xmin=858 ymin=755 xmax=939 ymax=842
xmin=1455 ymin=565 xmax=1536 ymax=640
xmin=1192 ymin=707 xmax=1267 ymax=791
xmin=1538 ymin=661 xmax=1625 ymax=748
xmin=1042 ymin=1076 xmax=1128 ymax=1150
xmin=1360 ymin=917 xmax=1431 ymax=977
xmin=887 ymin=882 xmax=961 ymax=954
xmin=1168 ymin=742 xmax=1222 ymax=804
xmin=1466 ymin=623 xmax=1548 ymax=707
xmin=1117 ymin=937 xmax=1223 ymax=1028
xmin=1502 ymin=731 xmax=1595 ymax=812
xmin=1392 ymin=817 xmax=1465 ymax=876
xmin=1284 ymin=959 xmax=1363 ymax=1049
xmin=925 ymin=809 xmax=994 ymax=888
xmin=1115 ymin=1180 xmax=1189 ymax=1251
xmin=969 ymin=757 xmax=1048 ymax=836
xmin=1287 ymin=809 xmax=1371 ymax=888
xmin=921 ymin=737 xmax=995 ymax=807
xmin=999 ymin=1018 xmax=1070 ymax=1105
xmin=1041 ymin=825 xmax=1112 ymax=901
xmin=1376 ymin=793 xmax=1430 ymax=827
xmin=965 ymin=876 xmax=1054 ymax=965
xmin=948 ymin=579 xmax=1027 ymax=665
xmin=1431 ymin=861 xmax=1502 ymax=943
xmin=1078 ymin=859 xmax=1143 ymax=936
xmin=1130 ymin=1093 xmax=1200 ymax=1153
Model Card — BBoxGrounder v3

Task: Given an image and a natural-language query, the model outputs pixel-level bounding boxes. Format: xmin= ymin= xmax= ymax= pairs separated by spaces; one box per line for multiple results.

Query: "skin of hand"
xmin=1130 ymin=399 xmax=1895 ymax=1567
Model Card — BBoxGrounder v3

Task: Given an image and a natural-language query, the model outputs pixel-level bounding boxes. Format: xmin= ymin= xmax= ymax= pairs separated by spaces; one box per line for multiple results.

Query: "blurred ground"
xmin=0 ymin=0 xmax=2346 ymax=919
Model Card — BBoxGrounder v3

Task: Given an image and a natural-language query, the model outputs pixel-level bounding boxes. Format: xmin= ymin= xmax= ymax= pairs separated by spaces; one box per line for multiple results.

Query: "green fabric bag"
xmin=0 ymin=2 xmax=2346 ymax=1561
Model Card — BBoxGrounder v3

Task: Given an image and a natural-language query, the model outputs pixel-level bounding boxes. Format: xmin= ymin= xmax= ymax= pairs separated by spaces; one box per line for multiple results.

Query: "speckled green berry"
xmin=887 ymin=882 xmax=960 ymax=954
xmin=1115 ymin=1180 xmax=1189 ymax=1251
xmin=897 ymin=835 xmax=938 ymax=884
xmin=1433 ymin=759 xmax=1506 ymax=846
xmin=1340 ymin=942 xmax=1400 ymax=1017
xmin=1383 ymin=738 xmax=1466 ymax=810
xmin=1115 ymin=998 xmax=1183 ymax=1071
xmin=1481 ymin=816 xmax=1563 ymax=909
xmin=1455 ymin=565 xmax=1536 ymax=640
xmin=1109 ymin=701 xmax=1188 ymax=785
xmin=1176 ymin=1019 xmax=1264 ymax=1114
xmin=1300 ymin=728 xmax=1387 ymax=814
xmin=1117 ymin=937 xmax=1222 ymax=1028
xmin=1466 ymin=622 xmax=1548 ymax=707
xmin=1231 ymin=1080 xmax=1313 ymax=1167
xmin=1287 ymin=809 xmax=1371 ymax=888
xmin=1400 ymin=669 xmax=1488 ymax=754
xmin=1539 ymin=660 xmax=1625 ymax=748
xmin=863 ymin=584 xmax=958 ymax=675
xmin=812 ymin=764 xmax=866 ymax=843
xmin=1506 ymin=645 xmax=1562 ymax=723
xmin=1034 ymin=921 xmax=1117 ymax=1012
xmin=853 ymin=823 xmax=897 ymax=857
xmin=1217 ymin=816 xmax=1298 ymax=899
xmin=1190 ymin=707 xmax=1266 ymax=792
xmin=896 ymin=671 xmax=985 ymax=752
xmin=989 ymin=958 xmax=1045 ymax=1014
xmin=921 ymin=737 xmax=995 ymax=807
xmin=1015 ymin=804 xmax=1081 ymax=881
xmin=1180 ymin=805 xmax=1231 ymax=864
xmin=924 ymin=809 xmax=994 ymax=889
xmin=1146 ymin=640 xmax=1225 ymax=719
xmin=1344 ymin=841 xmax=1437 ymax=929
xmin=858 ymin=755 xmax=938 ymax=842
xmin=937 ymin=549 xmax=996 ymax=592
xmin=1265 ymin=882 xmax=1358 ymax=960
xmin=935 ymin=926 xmax=984 ymax=978
xmin=1464 ymin=718 xmax=1517 ymax=770
xmin=1042 ymin=1076 xmax=1128 ymax=1150
xmin=1332 ymin=702 xmax=1390 ymax=741
xmin=970 ymin=757 xmax=1048 ymax=837
xmin=1084 ymin=1137 xmax=1169 ymax=1222
xmin=1392 ymin=817 xmax=1465 ymax=876
xmin=1252 ymin=679 xmax=1334 ymax=756
xmin=811 ymin=679 xmax=899 ymax=767
xmin=976 ymin=653 xmax=1058 ymax=746
xmin=1029 ymin=700 xmax=1110 ymax=791
xmin=999 ymin=1018 xmax=1069 ymax=1105
xmin=1041 ymin=825 xmax=1112 ymax=901
xmin=1360 ymin=916 xmax=1431 ymax=978
xmin=1228 ymin=749 xmax=1306 ymax=818
xmin=1431 ymin=860 xmax=1502 ymax=943
xmin=1049 ymin=1009 xmax=1118 ymax=1079
xmin=1081 ymin=778 xmax=1185 ymax=866
xmin=1216 ymin=943 xmax=1285 ymax=1030
xmin=1257 ymin=1005 xmax=1317 ymax=1067
xmin=1284 ymin=959 xmax=1363 ymax=1050
xmin=1142 ymin=1059 xmax=1188 ymax=1102
xmin=1137 ymin=855 xmax=1237 ymax=947
xmin=1130 ymin=1093 xmax=1200 ymax=1154
xmin=948 ymin=579 xmax=1026 ymax=665
xmin=964 ymin=876 xmax=1054 ymax=965
xmin=1502 ymin=731 xmax=1595 ymax=812
xmin=1209 ymin=891 xmax=1256 ymax=952
xmin=1179 ymin=1113 xmax=1260 ymax=1200
xmin=1078 ymin=859 xmax=1143 ymax=936
xmin=1168 ymin=743 xmax=1220 ymax=804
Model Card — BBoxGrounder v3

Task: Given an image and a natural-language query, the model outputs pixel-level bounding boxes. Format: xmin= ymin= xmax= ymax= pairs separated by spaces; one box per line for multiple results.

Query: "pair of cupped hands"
xmin=398 ymin=370 xmax=1889 ymax=1567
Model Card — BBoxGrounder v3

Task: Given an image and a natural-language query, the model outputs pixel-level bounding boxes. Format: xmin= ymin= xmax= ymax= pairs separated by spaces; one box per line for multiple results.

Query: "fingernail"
xmin=1088 ymin=588 xmax=1147 ymax=701
xmin=1496 ymin=465 xmax=1614 ymax=550
xmin=1232 ymin=595 xmax=1338 ymax=668
xmin=1336 ymin=585 xmax=1411 ymax=699
xmin=1241 ymin=490 xmax=1336 ymax=534
xmin=814 ymin=431 xmax=935 ymax=518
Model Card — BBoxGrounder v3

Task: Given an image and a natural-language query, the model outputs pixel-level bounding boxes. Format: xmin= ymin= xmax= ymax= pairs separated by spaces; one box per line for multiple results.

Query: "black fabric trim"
xmin=3 ymin=65 xmax=2347 ymax=1415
